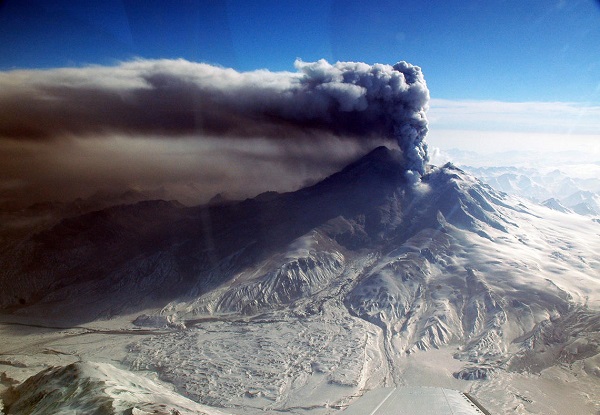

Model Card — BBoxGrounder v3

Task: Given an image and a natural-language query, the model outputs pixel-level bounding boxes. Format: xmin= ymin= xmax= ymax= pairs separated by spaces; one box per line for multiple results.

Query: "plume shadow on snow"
xmin=0 ymin=148 xmax=541 ymax=325
xmin=0 ymin=148 xmax=411 ymax=323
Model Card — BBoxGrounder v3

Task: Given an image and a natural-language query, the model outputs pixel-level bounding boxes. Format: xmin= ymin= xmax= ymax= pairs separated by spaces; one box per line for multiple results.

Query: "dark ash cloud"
xmin=0 ymin=59 xmax=429 ymax=171
xmin=0 ymin=136 xmax=379 ymax=208
xmin=0 ymin=59 xmax=430 ymax=206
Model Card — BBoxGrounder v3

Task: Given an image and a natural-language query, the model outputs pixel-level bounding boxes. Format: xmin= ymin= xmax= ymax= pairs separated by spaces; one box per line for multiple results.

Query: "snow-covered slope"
xmin=541 ymin=198 xmax=572 ymax=214
xmin=562 ymin=190 xmax=600 ymax=216
xmin=1 ymin=147 xmax=599 ymax=415
xmin=1 ymin=361 xmax=228 ymax=415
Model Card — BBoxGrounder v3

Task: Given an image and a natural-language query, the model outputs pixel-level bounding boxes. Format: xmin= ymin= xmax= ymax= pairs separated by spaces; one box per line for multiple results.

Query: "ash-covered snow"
xmin=125 ymin=315 xmax=373 ymax=412
xmin=123 ymin=158 xmax=600 ymax=414
xmin=2 ymin=361 xmax=228 ymax=415
xmin=1 ymin=148 xmax=600 ymax=415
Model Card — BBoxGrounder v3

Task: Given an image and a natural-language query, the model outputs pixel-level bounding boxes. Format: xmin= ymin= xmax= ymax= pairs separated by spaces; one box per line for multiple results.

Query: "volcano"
xmin=1 ymin=147 xmax=599 ymax=415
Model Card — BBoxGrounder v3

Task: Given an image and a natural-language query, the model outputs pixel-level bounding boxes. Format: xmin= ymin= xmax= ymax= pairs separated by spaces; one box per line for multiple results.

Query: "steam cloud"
xmin=0 ymin=58 xmax=430 ymax=176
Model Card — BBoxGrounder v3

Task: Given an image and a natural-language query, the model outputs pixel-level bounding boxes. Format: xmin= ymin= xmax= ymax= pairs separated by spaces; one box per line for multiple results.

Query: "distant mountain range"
xmin=463 ymin=165 xmax=600 ymax=216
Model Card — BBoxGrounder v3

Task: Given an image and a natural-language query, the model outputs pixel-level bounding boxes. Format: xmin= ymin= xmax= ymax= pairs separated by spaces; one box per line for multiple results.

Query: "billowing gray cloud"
xmin=0 ymin=59 xmax=430 ymax=206
xmin=0 ymin=58 xmax=430 ymax=173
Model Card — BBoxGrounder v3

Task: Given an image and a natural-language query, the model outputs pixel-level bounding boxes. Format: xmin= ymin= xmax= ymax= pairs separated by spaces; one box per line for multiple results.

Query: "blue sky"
xmin=1 ymin=0 xmax=599 ymax=103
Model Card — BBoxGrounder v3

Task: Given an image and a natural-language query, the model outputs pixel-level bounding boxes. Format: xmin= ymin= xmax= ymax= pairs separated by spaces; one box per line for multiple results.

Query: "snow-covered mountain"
xmin=562 ymin=190 xmax=600 ymax=216
xmin=1 ymin=147 xmax=599 ymax=415
xmin=541 ymin=198 xmax=572 ymax=214
xmin=1 ymin=362 xmax=228 ymax=415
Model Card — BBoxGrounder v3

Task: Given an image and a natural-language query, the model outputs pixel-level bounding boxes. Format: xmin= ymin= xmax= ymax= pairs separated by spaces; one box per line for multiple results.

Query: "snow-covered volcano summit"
xmin=1 ymin=146 xmax=599 ymax=414
xmin=0 ymin=146 xmax=460 ymax=318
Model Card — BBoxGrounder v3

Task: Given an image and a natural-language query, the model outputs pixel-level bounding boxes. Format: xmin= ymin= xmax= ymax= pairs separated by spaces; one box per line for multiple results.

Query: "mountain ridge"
xmin=1 ymin=146 xmax=597 ymax=322
xmin=1 ymin=146 xmax=599 ymax=414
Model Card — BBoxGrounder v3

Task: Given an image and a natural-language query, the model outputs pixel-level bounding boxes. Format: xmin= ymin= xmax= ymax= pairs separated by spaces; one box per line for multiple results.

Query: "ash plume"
xmin=293 ymin=59 xmax=430 ymax=176
xmin=0 ymin=59 xmax=431 ymax=206
xmin=0 ymin=58 xmax=430 ymax=175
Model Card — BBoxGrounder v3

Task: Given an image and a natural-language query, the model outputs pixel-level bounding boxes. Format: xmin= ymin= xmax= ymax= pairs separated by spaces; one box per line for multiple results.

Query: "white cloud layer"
xmin=429 ymin=99 xmax=600 ymax=133
xmin=427 ymin=99 xmax=600 ymax=155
